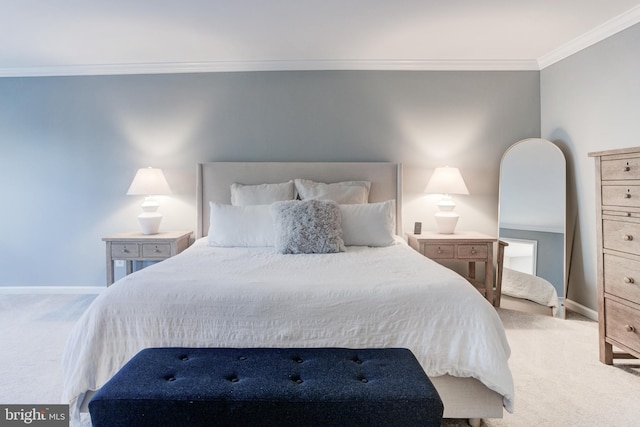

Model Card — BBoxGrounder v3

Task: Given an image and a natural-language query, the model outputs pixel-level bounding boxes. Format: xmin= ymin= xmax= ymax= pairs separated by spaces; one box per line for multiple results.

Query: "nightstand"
xmin=407 ymin=231 xmax=497 ymax=306
xmin=103 ymin=231 xmax=192 ymax=286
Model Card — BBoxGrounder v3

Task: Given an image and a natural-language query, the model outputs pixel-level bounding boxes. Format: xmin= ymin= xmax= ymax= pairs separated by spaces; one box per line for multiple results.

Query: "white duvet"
xmin=502 ymin=267 xmax=559 ymax=309
xmin=62 ymin=238 xmax=514 ymax=418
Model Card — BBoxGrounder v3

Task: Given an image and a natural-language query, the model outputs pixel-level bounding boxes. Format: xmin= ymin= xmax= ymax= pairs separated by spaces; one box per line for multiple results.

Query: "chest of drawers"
xmin=590 ymin=147 xmax=640 ymax=364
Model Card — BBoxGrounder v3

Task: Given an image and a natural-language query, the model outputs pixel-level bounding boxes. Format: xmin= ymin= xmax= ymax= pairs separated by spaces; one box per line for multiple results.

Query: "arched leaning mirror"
xmin=498 ymin=138 xmax=566 ymax=318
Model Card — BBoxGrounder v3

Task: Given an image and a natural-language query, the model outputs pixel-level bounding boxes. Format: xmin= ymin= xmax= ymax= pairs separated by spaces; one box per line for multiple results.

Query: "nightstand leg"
xmin=485 ymin=261 xmax=494 ymax=305
xmin=106 ymin=243 xmax=114 ymax=286
xmin=468 ymin=262 xmax=476 ymax=280
xmin=106 ymin=260 xmax=114 ymax=286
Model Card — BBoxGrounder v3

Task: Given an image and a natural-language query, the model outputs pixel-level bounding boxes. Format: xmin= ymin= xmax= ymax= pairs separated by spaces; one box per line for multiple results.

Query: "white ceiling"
xmin=1 ymin=0 xmax=639 ymax=77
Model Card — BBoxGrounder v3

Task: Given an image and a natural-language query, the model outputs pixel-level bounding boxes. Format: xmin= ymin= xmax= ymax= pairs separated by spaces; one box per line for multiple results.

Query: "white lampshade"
xmin=127 ymin=168 xmax=172 ymax=235
xmin=127 ymin=167 xmax=172 ymax=196
xmin=425 ymin=166 xmax=469 ymax=234
xmin=424 ymin=167 xmax=470 ymax=196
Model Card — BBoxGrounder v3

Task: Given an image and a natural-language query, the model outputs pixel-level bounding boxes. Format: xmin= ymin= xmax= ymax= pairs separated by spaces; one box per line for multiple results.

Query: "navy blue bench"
xmin=89 ymin=347 xmax=443 ymax=427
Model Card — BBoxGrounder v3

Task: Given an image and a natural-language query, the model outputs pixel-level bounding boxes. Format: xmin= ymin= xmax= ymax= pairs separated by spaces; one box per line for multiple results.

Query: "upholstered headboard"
xmin=196 ymin=162 xmax=403 ymax=238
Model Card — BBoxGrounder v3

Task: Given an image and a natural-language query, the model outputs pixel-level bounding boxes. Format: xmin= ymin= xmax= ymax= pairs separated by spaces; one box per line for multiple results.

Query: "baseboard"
xmin=565 ymin=299 xmax=598 ymax=321
xmin=0 ymin=286 xmax=104 ymax=294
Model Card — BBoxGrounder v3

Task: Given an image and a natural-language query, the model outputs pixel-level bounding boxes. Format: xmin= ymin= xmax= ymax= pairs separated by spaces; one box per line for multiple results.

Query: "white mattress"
xmin=62 ymin=238 xmax=514 ymax=418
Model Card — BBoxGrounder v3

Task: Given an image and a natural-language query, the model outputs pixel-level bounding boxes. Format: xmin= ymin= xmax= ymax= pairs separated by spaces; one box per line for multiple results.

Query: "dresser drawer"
xmin=111 ymin=244 xmax=140 ymax=258
xmin=604 ymin=254 xmax=640 ymax=303
xmin=601 ymin=157 xmax=640 ymax=180
xmin=457 ymin=244 xmax=488 ymax=259
xmin=423 ymin=244 xmax=455 ymax=259
xmin=604 ymin=298 xmax=640 ymax=352
xmin=602 ymin=185 xmax=640 ymax=208
xmin=603 ymin=220 xmax=640 ymax=254
xmin=142 ymin=243 xmax=171 ymax=258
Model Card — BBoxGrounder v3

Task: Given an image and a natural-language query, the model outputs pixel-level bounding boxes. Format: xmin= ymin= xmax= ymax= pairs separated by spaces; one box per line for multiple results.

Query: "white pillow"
xmin=340 ymin=200 xmax=396 ymax=247
xmin=207 ymin=202 xmax=275 ymax=247
xmin=230 ymin=181 xmax=297 ymax=206
xmin=294 ymin=179 xmax=371 ymax=204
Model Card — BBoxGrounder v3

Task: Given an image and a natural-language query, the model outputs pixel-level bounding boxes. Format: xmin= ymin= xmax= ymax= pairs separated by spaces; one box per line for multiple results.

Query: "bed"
xmin=500 ymin=267 xmax=559 ymax=317
xmin=62 ymin=162 xmax=513 ymax=425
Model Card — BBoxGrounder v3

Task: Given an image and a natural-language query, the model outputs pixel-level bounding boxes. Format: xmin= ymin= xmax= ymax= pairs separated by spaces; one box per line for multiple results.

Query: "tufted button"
xmin=359 ymin=377 xmax=368 ymax=383
xmin=179 ymin=355 xmax=189 ymax=361
xmin=165 ymin=375 xmax=176 ymax=382
xmin=238 ymin=356 xmax=247 ymax=361
xmin=351 ymin=356 xmax=362 ymax=365
xmin=226 ymin=375 xmax=239 ymax=383
xmin=293 ymin=356 xmax=304 ymax=364
xmin=290 ymin=374 xmax=303 ymax=384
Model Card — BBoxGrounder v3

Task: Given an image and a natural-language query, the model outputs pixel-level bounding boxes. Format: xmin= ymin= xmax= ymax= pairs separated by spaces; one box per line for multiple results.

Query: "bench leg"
xmin=468 ymin=418 xmax=481 ymax=427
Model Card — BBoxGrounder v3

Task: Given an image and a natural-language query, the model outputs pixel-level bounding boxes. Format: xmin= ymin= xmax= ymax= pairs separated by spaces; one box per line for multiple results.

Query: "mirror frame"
xmin=498 ymin=138 xmax=567 ymax=318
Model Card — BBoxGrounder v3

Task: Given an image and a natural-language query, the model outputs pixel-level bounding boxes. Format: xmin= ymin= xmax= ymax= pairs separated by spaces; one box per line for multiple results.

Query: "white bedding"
xmin=62 ymin=237 xmax=514 ymax=418
xmin=502 ymin=267 xmax=559 ymax=309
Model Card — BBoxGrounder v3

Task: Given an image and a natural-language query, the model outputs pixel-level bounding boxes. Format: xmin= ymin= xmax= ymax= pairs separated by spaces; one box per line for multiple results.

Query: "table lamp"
xmin=424 ymin=166 xmax=469 ymax=234
xmin=127 ymin=167 xmax=172 ymax=235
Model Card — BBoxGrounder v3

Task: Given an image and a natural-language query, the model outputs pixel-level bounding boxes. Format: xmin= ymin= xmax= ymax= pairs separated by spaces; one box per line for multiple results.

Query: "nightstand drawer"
xmin=603 ymin=220 xmax=640 ymax=254
xmin=111 ymin=244 xmax=140 ymax=258
xmin=423 ymin=244 xmax=455 ymax=259
xmin=142 ymin=243 xmax=171 ymax=258
xmin=457 ymin=244 xmax=488 ymax=259
xmin=605 ymin=298 xmax=640 ymax=352
xmin=604 ymin=254 xmax=640 ymax=303
xmin=602 ymin=185 xmax=640 ymax=208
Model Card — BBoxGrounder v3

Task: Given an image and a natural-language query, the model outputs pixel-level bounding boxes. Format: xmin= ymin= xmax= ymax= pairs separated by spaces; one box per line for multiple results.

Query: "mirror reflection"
xmin=498 ymin=138 xmax=566 ymax=318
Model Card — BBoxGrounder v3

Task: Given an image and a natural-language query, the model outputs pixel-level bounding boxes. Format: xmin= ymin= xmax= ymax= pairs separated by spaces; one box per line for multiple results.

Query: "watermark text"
xmin=1 ymin=405 xmax=68 ymax=427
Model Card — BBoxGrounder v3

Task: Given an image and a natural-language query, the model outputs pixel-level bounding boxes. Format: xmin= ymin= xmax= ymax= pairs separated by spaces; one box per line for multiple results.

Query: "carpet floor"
xmin=0 ymin=293 xmax=638 ymax=426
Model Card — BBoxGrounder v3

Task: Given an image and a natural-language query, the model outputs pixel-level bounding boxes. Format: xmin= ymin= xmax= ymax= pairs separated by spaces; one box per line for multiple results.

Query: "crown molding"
xmin=0 ymin=58 xmax=539 ymax=78
xmin=4 ymin=4 xmax=637 ymax=78
xmin=538 ymin=5 xmax=640 ymax=69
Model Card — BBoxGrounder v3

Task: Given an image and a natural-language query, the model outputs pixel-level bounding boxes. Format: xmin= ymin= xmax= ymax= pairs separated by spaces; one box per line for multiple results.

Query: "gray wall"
xmin=0 ymin=70 xmax=540 ymax=287
xmin=541 ymin=23 xmax=640 ymax=311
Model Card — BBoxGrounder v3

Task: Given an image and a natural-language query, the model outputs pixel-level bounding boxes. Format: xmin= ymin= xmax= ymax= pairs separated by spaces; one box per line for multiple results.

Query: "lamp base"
xmin=137 ymin=196 xmax=163 ymax=235
xmin=434 ymin=212 xmax=459 ymax=234
xmin=138 ymin=212 xmax=162 ymax=235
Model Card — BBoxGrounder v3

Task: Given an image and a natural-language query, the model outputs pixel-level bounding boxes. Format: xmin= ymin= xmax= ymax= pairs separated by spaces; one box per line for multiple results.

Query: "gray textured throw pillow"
xmin=271 ymin=200 xmax=346 ymax=254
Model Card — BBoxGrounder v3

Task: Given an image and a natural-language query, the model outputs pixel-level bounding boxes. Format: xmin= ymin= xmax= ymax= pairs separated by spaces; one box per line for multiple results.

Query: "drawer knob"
xmin=624 ymin=193 xmax=632 ymax=199
xmin=624 ymin=166 xmax=631 ymax=172
xmin=623 ymin=234 xmax=633 ymax=241
xmin=122 ymin=248 xmax=128 ymax=253
xmin=625 ymin=325 xmax=635 ymax=333
xmin=624 ymin=276 xmax=635 ymax=284
xmin=154 ymin=248 xmax=160 ymax=253
xmin=437 ymin=249 xmax=443 ymax=254
xmin=471 ymin=249 xmax=477 ymax=254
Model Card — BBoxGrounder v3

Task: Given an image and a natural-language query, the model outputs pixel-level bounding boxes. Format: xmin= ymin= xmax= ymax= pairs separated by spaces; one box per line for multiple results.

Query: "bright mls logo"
xmin=0 ymin=405 xmax=68 ymax=427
